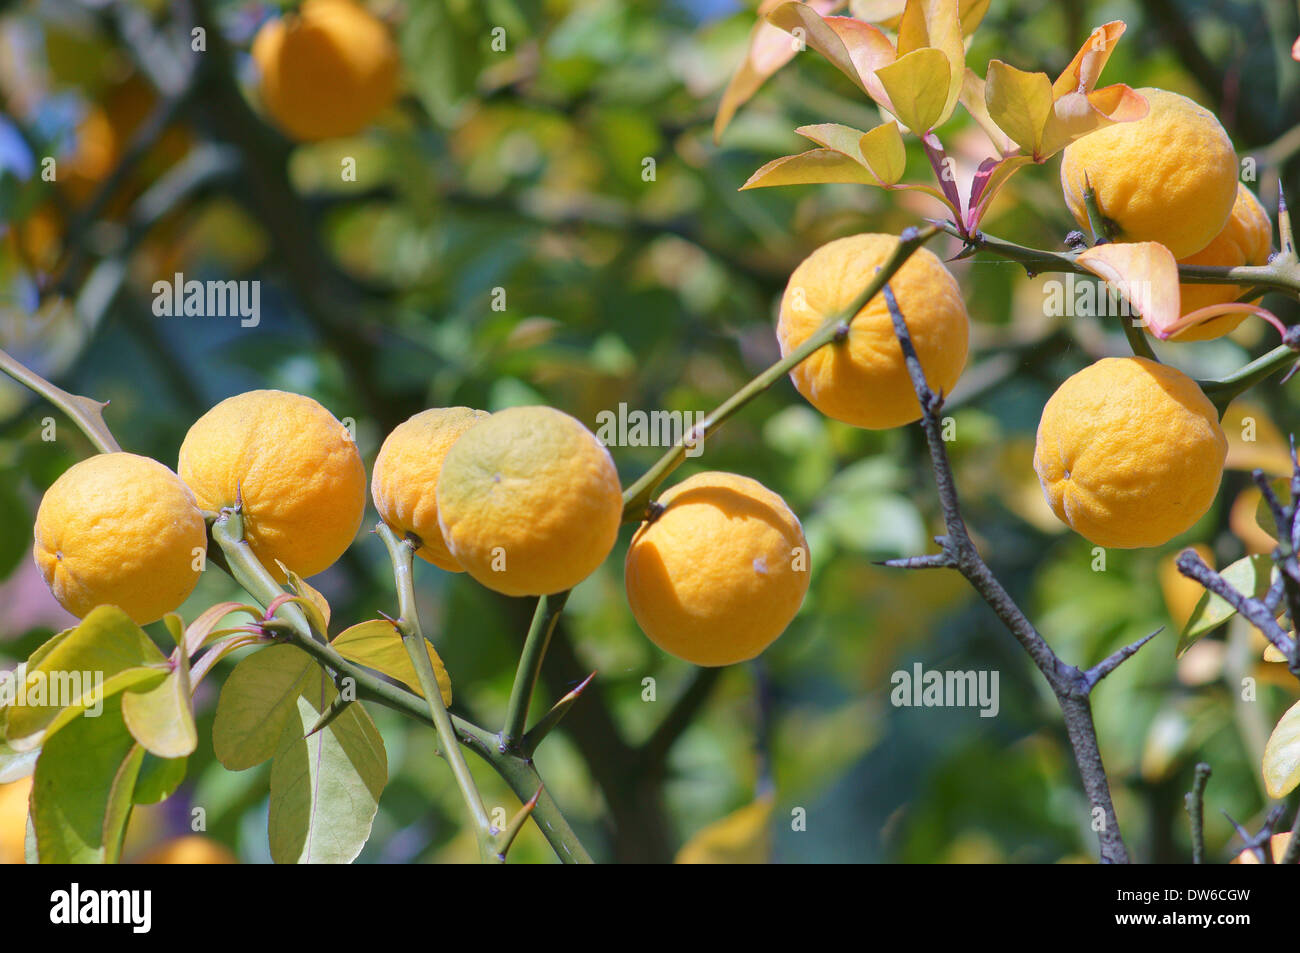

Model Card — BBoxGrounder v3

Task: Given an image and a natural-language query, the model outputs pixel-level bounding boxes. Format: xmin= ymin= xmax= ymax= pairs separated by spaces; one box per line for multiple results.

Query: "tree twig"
xmin=1184 ymin=762 xmax=1212 ymax=864
xmin=880 ymin=263 xmax=1151 ymax=863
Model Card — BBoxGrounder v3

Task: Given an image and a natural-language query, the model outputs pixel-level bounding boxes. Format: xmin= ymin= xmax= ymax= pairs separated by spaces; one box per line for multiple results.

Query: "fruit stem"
xmin=0 ymin=349 xmax=121 ymax=454
xmin=501 ymin=590 xmax=572 ymax=753
xmin=619 ymin=223 xmax=943 ymax=522
xmin=376 ymin=523 xmax=496 ymax=863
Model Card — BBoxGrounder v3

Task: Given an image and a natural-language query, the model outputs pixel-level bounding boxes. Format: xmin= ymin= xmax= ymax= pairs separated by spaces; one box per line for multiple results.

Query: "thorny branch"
xmin=878 ymin=244 xmax=1161 ymax=864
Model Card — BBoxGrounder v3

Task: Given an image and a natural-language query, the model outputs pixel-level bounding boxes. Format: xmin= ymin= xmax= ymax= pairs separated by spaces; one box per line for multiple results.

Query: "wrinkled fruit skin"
xmin=777 ymin=233 xmax=969 ymax=430
xmin=252 ymin=0 xmax=399 ymax=142
xmin=1033 ymin=357 xmax=1227 ymax=549
xmin=371 ymin=406 xmax=491 ymax=571
xmin=34 ymin=453 xmax=207 ymax=625
xmin=436 ymin=405 xmax=623 ymax=597
xmin=1170 ymin=183 xmax=1273 ymax=341
xmin=178 ymin=389 xmax=366 ymax=580
xmin=1061 ymin=87 xmax=1238 ymax=259
xmin=625 ymin=471 xmax=809 ymax=667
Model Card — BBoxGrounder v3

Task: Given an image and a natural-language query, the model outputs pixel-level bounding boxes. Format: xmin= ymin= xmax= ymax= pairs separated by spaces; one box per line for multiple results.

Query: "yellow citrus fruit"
xmin=371 ymin=407 xmax=490 ymax=571
xmin=1168 ymin=184 xmax=1273 ymax=341
xmin=33 ymin=453 xmax=206 ymax=625
xmin=178 ymin=390 xmax=365 ymax=581
xmin=0 ymin=777 xmax=32 ymax=864
xmin=252 ymin=0 xmax=399 ymax=142
xmin=436 ymin=406 xmax=622 ymax=596
xmin=1231 ymin=832 xmax=1291 ymax=864
xmin=1033 ymin=357 xmax=1227 ymax=549
xmin=1061 ymin=88 xmax=1238 ymax=258
xmin=777 ymin=233 xmax=969 ymax=430
xmin=133 ymin=835 xmax=238 ymax=864
xmin=625 ymin=471 xmax=809 ymax=667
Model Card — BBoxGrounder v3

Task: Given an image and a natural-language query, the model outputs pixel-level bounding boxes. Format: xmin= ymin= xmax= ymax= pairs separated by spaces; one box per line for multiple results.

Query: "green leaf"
xmin=1176 ymin=554 xmax=1276 ymax=657
xmin=30 ymin=696 xmax=145 ymax=864
xmin=212 ymin=644 xmax=319 ymax=771
xmin=6 ymin=606 xmax=169 ymax=751
xmin=333 ymin=620 xmax=452 ymax=706
xmin=122 ymin=648 xmax=197 ymax=758
xmin=1263 ymin=699 xmax=1300 ymax=799
xmin=133 ymin=753 xmax=188 ymax=805
xmin=268 ymin=670 xmax=387 ymax=864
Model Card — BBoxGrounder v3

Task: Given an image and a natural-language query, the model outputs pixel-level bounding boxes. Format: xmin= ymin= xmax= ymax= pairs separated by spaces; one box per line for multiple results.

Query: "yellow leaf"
xmin=1264 ymin=642 xmax=1287 ymax=663
xmin=983 ymin=60 xmax=1053 ymax=157
xmin=1051 ymin=20 xmax=1127 ymax=99
xmin=332 ymin=621 xmax=452 ymax=707
xmin=767 ymin=3 xmax=897 ymax=108
xmin=795 ymin=121 xmax=905 ymax=184
xmin=876 ymin=47 xmax=951 ymax=134
xmin=675 ymin=794 xmax=775 ymax=864
xmin=959 ymin=68 xmax=1017 ymax=156
xmin=895 ymin=0 xmax=964 ymax=127
xmin=1037 ymin=85 xmax=1148 ymax=160
xmin=1076 ymin=241 xmax=1179 ymax=337
xmin=1262 ymin=699 xmax=1300 ymax=799
xmin=741 ymin=148 xmax=883 ymax=189
xmin=714 ymin=0 xmax=847 ymax=142
xmin=859 ymin=121 xmax=906 ymax=183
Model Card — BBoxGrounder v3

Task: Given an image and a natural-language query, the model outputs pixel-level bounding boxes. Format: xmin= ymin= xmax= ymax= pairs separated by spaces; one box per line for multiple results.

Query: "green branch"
xmin=0 ymin=350 xmax=121 ymax=454
xmin=620 ymin=223 xmax=942 ymax=522
xmin=936 ymin=221 xmax=1300 ymax=295
xmin=377 ymin=523 xmax=495 ymax=862
xmin=501 ymin=590 xmax=571 ymax=751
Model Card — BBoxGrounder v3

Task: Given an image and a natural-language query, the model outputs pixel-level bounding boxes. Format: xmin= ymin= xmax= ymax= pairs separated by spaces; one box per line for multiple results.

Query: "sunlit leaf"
xmin=268 ymin=670 xmax=386 ymax=864
xmin=1076 ymin=241 xmax=1179 ymax=337
xmin=959 ymin=68 xmax=1017 ymax=156
xmin=30 ymin=696 xmax=144 ymax=864
xmin=1176 ymin=554 xmax=1276 ymax=657
xmin=122 ymin=648 xmax=197 ymax=759
xmin=742 ymin=148 xmax=882 ymax=189
xmin=333 ymin=620 xmax=452 ymax=706
xmin=1051 ymin=20 xmax=1127 ymax=99
xmin=766 ymin=3 xmax=897 ymax=106
xmin=876 ymin=47 xmax=951 ymax=134
xmin=984 ymin=60 xmax=1052 ymax=156
xmin=5 ymin=606 xmax=169 ymax=752
xmin=1264 ymin=642 xmax=1288 ymax=663
xmin=212 ymin=644 xmax=319 ymax=771
xmin=894 ymin=0 xmax=964 ymax=127
xmin=1038 ymin=85 xmax=1149 ymax=160
xmin=794 ymin=121 xmax=905 ymax=184
xmin=714 ymin=0 xmax=846 ymax=142
xmin=1263 ymin=699 xmax=1300 ymax=798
